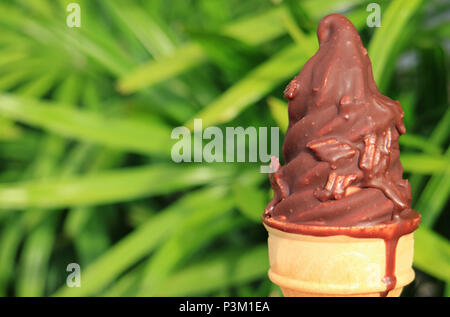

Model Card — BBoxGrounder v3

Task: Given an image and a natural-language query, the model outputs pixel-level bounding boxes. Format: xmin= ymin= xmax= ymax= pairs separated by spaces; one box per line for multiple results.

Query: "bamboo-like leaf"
xmin=117 ymin=8 xmax=287 ymax=93
xmin=369 ymin=0 xmax=424 ymax=86
xmin=0 ymin=116 xmax=22 ymax=140
xmin=0 ymin=48 xmax=28 ymax=68
xmin=0 ymin=164 xmax=234 ymax=210
xmin=102 ymin=0 xmax=176 ymax=58
xmin=415 ymin=168 xmax=450 ymax=226
xmin=0 ymin=216 xmax=24 ymax=295
xmin=301 ymin=0 xmax=364 ymax=17
xmin=12 ymin=71 xmax=89 ymax=297
xmin=233 ymin=183 xmax=267 ymax=223
xmin=414 ymin=226 xmax=450 ymax=282
xmin=158 ymin=245 xmax=268 ymax=296
xmin=16 ymin=67 xmax=62 ymax=98
xmin=50 ymin=24 xmax=134 ymax=77
xmin=0 ymin=69 xmax=32 ymax=91
xmin=399 ymin=134 xmax=442 ymax=155
xmin=188 ymin=31 xmax=264 ymax=81
xmin=284 ymin=0 xmax=316 ymax=33
xmin=185 ymin=43 xmax=313 ymax=129
xmin=53 ymin=73 xmax=83 ymax=105
xmin=413 ymin=148 xmax=450 ymax=227
xmin=410 ymin=107 xmax=450 ymax=196
xmin=53 ymin=186 xmax=233 ymax=296
xmin=101 ymin=264 xmax=144 ymax=297
xmin=400 ymin=153 xmax=450 ymax=174
xmin=0 ymin=94 xmax=173 ymax=156
xmin=185 ymin=9 xmax=367 ymax=130
xmin=267 ymin=97 xmax=289 ymax=132
xmin=136 ymin=214 xmax=242 ymax=296
xmin=279 ymin=4 xmax=312 ymax=45
xmin=397 ymin=92 xmax=416 ymax=131
xmin=71 ymin=210 xmax=111 ymax=266
xmin=15 ymin=216 xmax=57 ymax=296
xmin=117 ymin=44 xmax=205 ymax=93
xmin=117 ymin=1 xmax=364 ymax=93
xmin=0 ymin=57 xmax=52 ymax=91
xmin=429 ymin=107 xmax=450 ymax=145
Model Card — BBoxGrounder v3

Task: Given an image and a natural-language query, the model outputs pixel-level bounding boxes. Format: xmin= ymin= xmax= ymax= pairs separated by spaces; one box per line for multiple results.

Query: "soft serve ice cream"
xmin=262 ymin=13 xmax=420 ymax=296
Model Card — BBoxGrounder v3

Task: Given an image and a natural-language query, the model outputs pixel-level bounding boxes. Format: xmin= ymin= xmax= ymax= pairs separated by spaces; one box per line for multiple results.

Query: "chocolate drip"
xmin=262 ymin=14 xmax=420 ymax=295
xmin=381 ymin=236 xmax=399 ymax=297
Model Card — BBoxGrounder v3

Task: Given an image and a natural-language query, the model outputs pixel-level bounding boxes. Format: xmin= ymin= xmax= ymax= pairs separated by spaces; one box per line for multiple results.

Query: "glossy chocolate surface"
xmin=262 ymin=14 xmax=420 ymax=296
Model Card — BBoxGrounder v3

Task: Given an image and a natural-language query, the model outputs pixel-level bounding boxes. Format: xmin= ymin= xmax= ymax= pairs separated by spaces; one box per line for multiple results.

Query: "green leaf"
xmin=369 ymin=0 xmax=424 ymax=87
xmin=413 ymin=147 xmax=450 ymax=227
xmin=136 ymin=214 xmax=242 ymax=296
xmin=409 ymin=108 xmax=450 ymax=196
xmin=0 ymin=48 xmax=28 ymax=68
xmin=221 ymin=6 xmax=286 ymax=45
xmin=185 ymin=8 xmax=368 ymax=130
xmin=267 ymin=97 xmax=289 ymax=132
xmin=282 ymin=2 xmax=312 ymax=45
xmin=15 ymin=215 xmax=58 ymax=296
xmin=0 ymin=68 xmax=32 ymax=91
xmin=188 ymin=31 xmax=264 ymax=81
xmin=50 ymin=24 xmax=133 ymax=77
xmin=102 ymin=0 xmax=176 ymax=58
xmin=16 ymin=67 xmax=62 ymax=98
xmin=117 ymin=7 xmax=287 ymax=93
xmin=399 ymin=134 xmax=442 ymax=155
xmin=53 ymin=186 xmax=232 ymax=296
xmin=397 ymin=92 xmax=416 ymax=131
xmin=0 ymin=94 xmax=173 ymax=156
xmin=117 ymin=1 xmax=365 ymax=93
xmin=414 ymin=226 xmax=450 ymax=282
xmin=0 ymin=116 xmax=22 ymax=140
xmin=400 ymin=153 xmax=450 ymax=174
xmin=414 ymin=170 xmax=450 ymax=227
xmin=53 ymin=73 xmax=83 ymax=105
xmin=0 ymin=164 xmax=234 ymax=210
xmin=157 ymin=245 xmax=268 ymax=296
xmin=302 ymin=0 xmax=364 ymax=18
xmin=284 ymin=0 xmax=316 ymax=33
xmin=0 ymin=215 xmax=24 ymax=295
xmin=185 ymin=43 xmax=313 ymax=129
xmin=101 ymin=264 xmax=144 ymax=297
xmin=233 ymin=183 xmax=267 ymax=222
xmin=117 ymin=44 xmax=205 ymax=93
xmin=429 ymin=106 xmax=450 ymax=145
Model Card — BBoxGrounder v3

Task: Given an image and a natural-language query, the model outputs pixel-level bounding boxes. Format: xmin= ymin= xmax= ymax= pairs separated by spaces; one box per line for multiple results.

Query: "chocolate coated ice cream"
xmin=262 ymin=14 xmax=420 ymax=296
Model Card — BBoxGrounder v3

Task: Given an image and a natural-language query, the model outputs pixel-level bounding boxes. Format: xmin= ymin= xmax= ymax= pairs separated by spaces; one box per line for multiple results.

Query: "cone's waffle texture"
xmin=264 ymin=224 xmax=415 ymax=297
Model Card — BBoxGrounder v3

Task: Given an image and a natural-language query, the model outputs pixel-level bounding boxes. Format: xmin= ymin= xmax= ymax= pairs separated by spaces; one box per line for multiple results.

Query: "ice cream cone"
xmin=264 ymin=224 xmax=415 ymax=297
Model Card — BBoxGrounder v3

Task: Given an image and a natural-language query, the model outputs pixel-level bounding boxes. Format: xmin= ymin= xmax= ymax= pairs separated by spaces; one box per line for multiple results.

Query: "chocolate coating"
xmin=262 ymin=14 xmax=421 ymax=295
xmin=263 ymin=14 xmax=420 ymax=232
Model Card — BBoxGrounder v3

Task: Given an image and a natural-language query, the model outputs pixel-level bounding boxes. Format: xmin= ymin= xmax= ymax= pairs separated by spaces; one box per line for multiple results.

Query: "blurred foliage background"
xmin=0 ymin=0 xmax=448 ymax=297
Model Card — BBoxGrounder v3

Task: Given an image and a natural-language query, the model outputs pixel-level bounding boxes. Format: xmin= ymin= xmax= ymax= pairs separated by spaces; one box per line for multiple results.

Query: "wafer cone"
xmin=264 ymin=224 xmax=415 ymax=297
